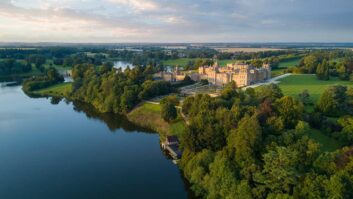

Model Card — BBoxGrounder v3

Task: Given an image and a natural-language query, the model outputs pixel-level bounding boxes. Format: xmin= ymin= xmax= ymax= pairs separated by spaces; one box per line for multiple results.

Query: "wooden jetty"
xmin=161 ymin=136 xmax=182 ymax=160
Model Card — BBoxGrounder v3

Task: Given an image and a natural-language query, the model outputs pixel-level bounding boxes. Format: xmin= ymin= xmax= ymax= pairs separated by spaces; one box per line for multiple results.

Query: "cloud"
xmin=0 ymin=0 xmax=353 ymax=42
xmin=106 ymin=0 xmax=159 ymax=11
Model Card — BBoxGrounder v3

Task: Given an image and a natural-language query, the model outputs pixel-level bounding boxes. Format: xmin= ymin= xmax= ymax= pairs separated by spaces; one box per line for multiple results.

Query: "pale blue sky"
xmin=0 ymin=0 xmax=352 ymax=42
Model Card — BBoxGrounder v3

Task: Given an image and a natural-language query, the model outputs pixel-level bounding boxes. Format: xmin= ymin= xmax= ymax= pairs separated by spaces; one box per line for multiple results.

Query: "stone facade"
xmin=154 ymin=62 xmax=271 ymax=87
xmin=154 ymin=66 xmax=200 ymax=82
xmin=198 ymin=62 xmax=271 ymax=87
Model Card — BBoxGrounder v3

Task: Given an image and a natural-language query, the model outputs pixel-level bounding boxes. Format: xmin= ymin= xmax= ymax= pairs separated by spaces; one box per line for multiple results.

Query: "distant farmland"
xmin=215 ymin=47 xmax=284 ymax=53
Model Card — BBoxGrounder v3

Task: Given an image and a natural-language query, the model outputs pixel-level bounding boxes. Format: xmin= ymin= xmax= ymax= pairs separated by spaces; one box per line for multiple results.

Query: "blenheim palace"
xmin=155 ymin=61 xmax=271 ymax=87
xmin=198 ymin=62 xmax=271 ymax=87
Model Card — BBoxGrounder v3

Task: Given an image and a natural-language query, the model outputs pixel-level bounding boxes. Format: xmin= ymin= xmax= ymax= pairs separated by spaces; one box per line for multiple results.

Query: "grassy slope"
xmin=127 ymin=102 xmax=186 ymax=138
xmin=34 ymin=82 xmax=72 ymax=97
xmin=278 ymin=74 xmax=353 ymax=102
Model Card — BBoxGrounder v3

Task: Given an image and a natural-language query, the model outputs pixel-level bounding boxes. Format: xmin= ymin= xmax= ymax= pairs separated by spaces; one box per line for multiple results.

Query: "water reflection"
xmin=71 ymin=100 xmax=155 ymax=133
xmin=113 ymin=61 xmax=133 ymax=70
xmin=0 ymin=83 xmax=198 ymax=199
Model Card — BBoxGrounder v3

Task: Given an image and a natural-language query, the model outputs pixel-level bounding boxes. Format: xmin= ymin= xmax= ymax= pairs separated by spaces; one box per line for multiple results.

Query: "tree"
xmin=160 ymin=95 xmax=179 ymax=106
xmin=255 ymin=146 xmax=299 ymax=194
xmin=317 ymin=86 xmax=348 ymax=116
xmin=276 ymin=96 xmax=304 ymax=128
xmin=298 ymin=89 xmax=311 ymax=105
xmin=161 ymin=102 xmax=177 ymax=122
xmin=228 ymin=115 xmax=262 ymax=167
xmin=337 ymin=116 xmax=353 ymax=144
xmin=256 ymin=83 xmax=283 ymax=102
xmin=303 ymin=55 xmax=319 ymax=73
xmin=47 ymin=67 xmax=63 ymax=82
xmin=316 ymin=59 xmax=330 ymax=80
xmin=203 ymin=151 xmax=240 ymax=199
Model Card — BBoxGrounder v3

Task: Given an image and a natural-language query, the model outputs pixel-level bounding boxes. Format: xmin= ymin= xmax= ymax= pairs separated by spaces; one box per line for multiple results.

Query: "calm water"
xmin=0 ymin=83 xmax=193 ymax=199
xmin=113 ymin=61 xmax=133 ymax=70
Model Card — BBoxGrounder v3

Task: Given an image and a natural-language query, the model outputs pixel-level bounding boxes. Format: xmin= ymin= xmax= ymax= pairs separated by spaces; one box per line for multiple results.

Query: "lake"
xmin=0 ymin=83 xmax=194 ymax=199
xmin=113 ymin=61 xmax=133 ymax=70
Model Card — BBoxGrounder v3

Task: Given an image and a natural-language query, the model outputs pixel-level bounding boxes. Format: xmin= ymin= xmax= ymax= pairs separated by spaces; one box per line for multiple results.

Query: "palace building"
xmin=198 ymin=62 xmax=271 ymax=87
xmin=154 ymin=61 xmax=271 ymax=87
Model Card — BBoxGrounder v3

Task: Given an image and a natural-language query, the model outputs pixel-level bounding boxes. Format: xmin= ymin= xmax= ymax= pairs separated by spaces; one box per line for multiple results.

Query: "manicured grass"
xmin=218 ymin=59 xmax=237 ymax=66
xmin=278 ymin=58 xmax=301 ymax=69
xmin=307 ymin=129 xmax=342 ymax=152
xmin=162 ymin=58 xmax=196 ymax=67
xmin=278 ymin=74 xmax=353 ymax=103
xmin=271 ymin=58 xmax=301 ymax=77
xmin=35 ymin=82 xmax=72 ymax=97
xmin=127 ymin=102 xmax=186 ymax=138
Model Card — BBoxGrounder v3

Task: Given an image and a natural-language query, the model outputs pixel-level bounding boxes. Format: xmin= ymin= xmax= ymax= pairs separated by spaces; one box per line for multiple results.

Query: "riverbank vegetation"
xmin=127 ymin=102 xmax=185 ymax=138
xmin=22 ymin=67 xmax=64 ymax=93
xmin=33 ymin=82 xmax=72 ymax=97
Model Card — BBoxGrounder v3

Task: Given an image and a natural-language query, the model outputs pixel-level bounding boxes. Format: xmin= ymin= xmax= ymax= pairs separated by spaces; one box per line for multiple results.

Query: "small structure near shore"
xmin=161 ymin=135 xmax=182 ymax=160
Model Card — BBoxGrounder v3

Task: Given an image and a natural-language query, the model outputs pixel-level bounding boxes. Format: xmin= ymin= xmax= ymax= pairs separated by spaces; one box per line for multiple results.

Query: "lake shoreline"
xmin=24 ymin=82 xmax=186 ymax=138
xmin=0 ymin=83 xmax=193 ymax=199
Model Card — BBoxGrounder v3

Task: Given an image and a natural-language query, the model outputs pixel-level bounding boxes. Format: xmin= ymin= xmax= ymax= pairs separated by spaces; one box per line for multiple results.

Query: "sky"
xmin=0 ymin=0 xmax=353 ymax=43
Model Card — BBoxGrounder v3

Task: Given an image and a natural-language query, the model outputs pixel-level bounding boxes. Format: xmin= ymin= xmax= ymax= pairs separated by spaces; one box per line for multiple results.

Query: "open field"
xmin=278 ymin=74 xmax=353 ymax=103
xmin=271 ymin=57 xmax=301 ymax=77
xmin=162 ymin=58 xmax=196 ymax=67
xmin=127 ymin=102 xmax=186 ymax=137
xmin=215 ymin=47 xmax=284 ymax=53
xmin=278 ymin=58 xmax=301 ymax=69
xmin=34 ymin=82 xmax=72 ymax=97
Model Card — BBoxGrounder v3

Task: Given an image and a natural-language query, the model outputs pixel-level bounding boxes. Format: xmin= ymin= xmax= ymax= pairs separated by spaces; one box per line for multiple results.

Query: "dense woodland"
xmin=69 ymin=64 xmax=176 ymax=113
xmin=180 ymin=83 xmax=353 ymax=199
xmin=0 ymin=59 xmax=32 ymax=75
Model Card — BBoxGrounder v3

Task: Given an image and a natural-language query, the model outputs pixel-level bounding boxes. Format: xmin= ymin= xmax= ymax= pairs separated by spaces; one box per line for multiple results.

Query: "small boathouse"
xmin=161 ymin=136 xmax=182 ymax=160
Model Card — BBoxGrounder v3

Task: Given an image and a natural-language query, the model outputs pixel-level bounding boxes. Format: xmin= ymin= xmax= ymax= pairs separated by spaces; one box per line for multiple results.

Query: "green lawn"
xmin=278 ymin=58 xmax=301 ymax=69
xmin=127 ymin=102 xmax=186 ymax=137
xmin=272 ymin=58 xmax=301 ymax=77
xmin=35 ymin=82 xmax=72 ymax=97
xmin=162 ymin=58 xmax=197 ymax=67
xmin=278 ymin=74 xmax=353 ymax=103
xmin=141 ymin=102 xmax=161 ymax=113
xmin=218 ymin=59 xmax=237 ymax=66
xmin=307 ymin=129 xmax=342 ymax=152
